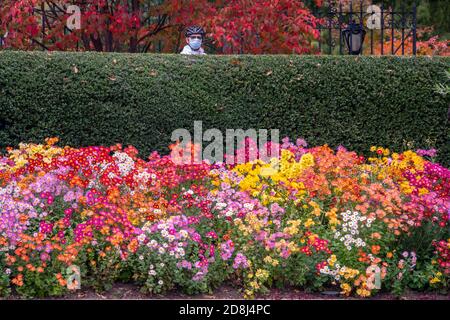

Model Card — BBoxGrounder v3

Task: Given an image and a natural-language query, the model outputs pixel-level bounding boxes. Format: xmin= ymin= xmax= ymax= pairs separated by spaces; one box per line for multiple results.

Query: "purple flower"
xmin=220 ymin=240 xmax=234 ymax=261
xmin=232 ymin=253 xmax=249 ymax=269
xmin=416 ymin=148 xmax=437 ymax=158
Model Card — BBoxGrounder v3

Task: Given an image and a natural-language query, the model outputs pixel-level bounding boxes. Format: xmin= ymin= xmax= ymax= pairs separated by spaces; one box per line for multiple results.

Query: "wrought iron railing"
xmin=314 ymin=1 xmax=417 ymax=55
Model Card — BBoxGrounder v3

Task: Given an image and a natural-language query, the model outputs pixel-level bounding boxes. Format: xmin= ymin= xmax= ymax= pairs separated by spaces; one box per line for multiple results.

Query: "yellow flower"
xmin=430 ymin=277 xmax=441 ymax=284
xmin=249 ymin=281 xmax=260 ymax=289
xmin=356 ymin=288 xmax=371 ymax=297
xmin=326 ymin=208 xmax=339 ymax=226
xmin=304 ymin=218 xmax=315 ymax=228
xmin=308 ymin=201 xmax=321 ymax=216
xmin=244 ymin=290 xmax=254 ymax=299
xmin=299 ymin=153 xmax=314 ymax=168
xmin=255 ymin=269 xmax=269 ymax=281
xmin=328 ymin=255 xmax=337 ymax=267
xmin=340 ymin=283 xmax=352 ymax=296
xmin=263 ymin=256 xmax=273 ymax=264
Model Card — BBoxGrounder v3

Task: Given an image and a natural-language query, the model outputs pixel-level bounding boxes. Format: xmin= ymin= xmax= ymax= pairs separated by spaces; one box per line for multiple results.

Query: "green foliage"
xmin=0 ymin=51 xmax=449 ymax=166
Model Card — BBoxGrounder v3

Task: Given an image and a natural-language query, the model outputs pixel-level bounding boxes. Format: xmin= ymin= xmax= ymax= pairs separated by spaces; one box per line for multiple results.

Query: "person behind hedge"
xmin=181 ymin=25 xmax=207 ymax=55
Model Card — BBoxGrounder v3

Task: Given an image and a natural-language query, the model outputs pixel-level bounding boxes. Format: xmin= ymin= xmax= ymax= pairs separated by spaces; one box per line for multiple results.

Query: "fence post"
xmin=380 ymin=3 xmax=384 ymax=55
xmin=412 ymin=2 xmax=417 ymax=55
xmin=328 ymin=3 xmax=332 ymax=54
xmin=339 ymin=2 xmax=343 ymax=55
xmin=391 ymin=3 xmax=395 ymax=55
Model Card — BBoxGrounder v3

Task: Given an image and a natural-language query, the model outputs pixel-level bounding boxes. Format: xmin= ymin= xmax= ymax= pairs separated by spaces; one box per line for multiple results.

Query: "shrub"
xmin=0 ymin=51 xmax=449 ymax=165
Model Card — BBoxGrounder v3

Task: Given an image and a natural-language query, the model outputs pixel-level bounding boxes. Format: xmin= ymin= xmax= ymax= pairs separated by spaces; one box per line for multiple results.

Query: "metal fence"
xmin=0 ymin=1 xmax=418 ymax=55
xmin=315 ymin=1 xmax=417 ymax=55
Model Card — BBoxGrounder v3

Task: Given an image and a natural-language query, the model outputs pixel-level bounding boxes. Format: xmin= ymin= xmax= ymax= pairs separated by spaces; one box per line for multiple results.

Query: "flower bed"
xmin=0 ymin=138 xmax=448 ymax=298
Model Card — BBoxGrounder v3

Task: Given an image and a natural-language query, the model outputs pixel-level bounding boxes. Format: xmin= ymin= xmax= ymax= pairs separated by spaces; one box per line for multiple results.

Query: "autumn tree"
xmin=0 ymin=0 xmax=321 ymax=54
xmin=205 ymin=0 xmax=322 ymax=54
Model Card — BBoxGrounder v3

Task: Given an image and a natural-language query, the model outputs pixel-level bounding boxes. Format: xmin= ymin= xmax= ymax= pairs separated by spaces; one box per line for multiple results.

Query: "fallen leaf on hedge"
xmin=230 ymin=58 xmax=241 ymax=66
xmin=72 ymin=65 xmax=79 ymax=74
xmin=266 ymin=70 xmax=273 ymax=76
xmin=149 ymin=70 xmax=158 ymax=76
xmin=109 ymin=75 xmax=117 ymax=81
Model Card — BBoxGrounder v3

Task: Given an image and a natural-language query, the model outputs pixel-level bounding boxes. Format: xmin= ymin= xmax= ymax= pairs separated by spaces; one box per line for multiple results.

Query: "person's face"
xmin=186 ymin=34 xmax=202 ymax=44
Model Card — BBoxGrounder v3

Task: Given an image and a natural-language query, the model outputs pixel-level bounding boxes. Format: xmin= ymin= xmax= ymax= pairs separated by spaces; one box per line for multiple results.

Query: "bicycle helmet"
xmin=185 ymin=25 xmax=206 ymax=38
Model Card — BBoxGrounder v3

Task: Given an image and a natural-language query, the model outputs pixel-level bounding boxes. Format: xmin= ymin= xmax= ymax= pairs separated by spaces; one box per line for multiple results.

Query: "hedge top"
xmin=0 ymin=51 xmax=449 ymax=165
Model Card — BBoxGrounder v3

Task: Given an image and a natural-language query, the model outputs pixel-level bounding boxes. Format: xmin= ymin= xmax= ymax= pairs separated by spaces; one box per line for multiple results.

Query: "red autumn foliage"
xmin=0 ymin=0 xmax=321 ymax=54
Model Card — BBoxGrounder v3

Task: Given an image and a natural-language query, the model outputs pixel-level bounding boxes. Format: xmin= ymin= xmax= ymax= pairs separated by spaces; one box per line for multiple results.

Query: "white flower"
xmin=139 ymin=255 xmax=144 ymax=261
xmin=158 ymin=280 xmax=164 ymax=285
xmin=216 ymin=202 xmax=227 ymax=210
xmin=225 ymin=210 xmax=234 ymax=217
xmin=157 ymin=223 xmax=167 ymax=230
xmin=244 ymin=203 xmax=255 ymax=210
xmin=179 ymin=230 xmax=188 ymax=238
xmin=159 ymin=263 xmax=165 ymax=268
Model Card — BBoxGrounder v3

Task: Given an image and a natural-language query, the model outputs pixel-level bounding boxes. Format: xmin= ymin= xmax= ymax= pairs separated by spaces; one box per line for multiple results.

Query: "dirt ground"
xmin=2 ymin=283 xmax=449 ymax=300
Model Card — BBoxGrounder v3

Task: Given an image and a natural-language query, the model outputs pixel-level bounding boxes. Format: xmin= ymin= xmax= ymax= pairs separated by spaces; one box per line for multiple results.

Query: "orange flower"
xmin=371 ymin=245 xmax=381 ymax=255
xmin=58 ymin=278 xmax=67 ymax=287
xmin=5 ymin=254 xmax=16 ymax=265
xmin=12 ymin=274 xmax=24 ymax=287
xmin=371 ymin=232 xmax=382 ymax=240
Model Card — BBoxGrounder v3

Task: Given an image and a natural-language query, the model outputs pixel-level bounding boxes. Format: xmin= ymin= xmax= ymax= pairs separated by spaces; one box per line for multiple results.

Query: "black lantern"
xmin=342 ymin=22 xmax=366 ymax=55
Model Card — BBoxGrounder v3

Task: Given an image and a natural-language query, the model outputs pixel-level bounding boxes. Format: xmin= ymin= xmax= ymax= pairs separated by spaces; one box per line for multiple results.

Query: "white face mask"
xmin=189 ymin=38 xmax=202 ymax=50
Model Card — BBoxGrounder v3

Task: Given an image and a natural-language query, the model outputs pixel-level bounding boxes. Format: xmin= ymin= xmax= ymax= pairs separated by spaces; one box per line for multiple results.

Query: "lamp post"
xmin=342 ymin=21 xmax=366 ymax=55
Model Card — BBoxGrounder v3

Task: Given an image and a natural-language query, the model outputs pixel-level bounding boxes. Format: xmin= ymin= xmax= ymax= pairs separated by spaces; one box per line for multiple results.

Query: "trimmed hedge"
xmin=0 ymin=51 xmax=449 ymax=165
